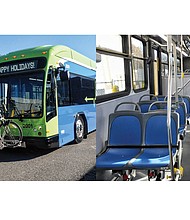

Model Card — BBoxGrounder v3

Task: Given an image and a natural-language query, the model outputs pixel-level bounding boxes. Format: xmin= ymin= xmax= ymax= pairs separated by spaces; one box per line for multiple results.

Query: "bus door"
xmin=56 ymin=67 xmax=75 ymax=146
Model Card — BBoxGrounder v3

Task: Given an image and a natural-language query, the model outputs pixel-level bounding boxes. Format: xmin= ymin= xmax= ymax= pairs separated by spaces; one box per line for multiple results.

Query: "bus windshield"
xmin=0 ymin=71 xmax=44 ymax=118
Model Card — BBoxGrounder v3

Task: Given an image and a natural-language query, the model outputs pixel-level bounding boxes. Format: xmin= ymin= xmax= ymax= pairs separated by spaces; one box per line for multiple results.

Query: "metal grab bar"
xmin=173 ymin=78 xmax=190 ymax=95
xmin=167 ymin=35 xmax=175 ymax=181
xmin=148 ymin=101 xmax=167 ymax=111
xmin=114 ymin=102 xmax=140 ymax=113
xmin=139 ymin=94 xmax=158 ymax=102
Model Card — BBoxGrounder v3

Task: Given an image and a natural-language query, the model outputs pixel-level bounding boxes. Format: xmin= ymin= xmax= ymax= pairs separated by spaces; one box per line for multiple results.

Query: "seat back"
xmin=108 ymin=111 xmax=143 ymax=146
xmin=139 ymin=94 xmax=158 ymax=102
xmin=182 ymin=96 xmax=190 ymax=115
xmin=114 ymin=102 xmax=140 ymax=112
xmin=137 ymin=101 xmax=158 ymax=113
xmin=148 ymin=101 xmax=167 ymax=111
xmin=156 ymin=95 xmax=165 ymax=101
xmin=138 ymin=94 xmax=158 ymax=113
xmin=144 ymin=111 xmax=178 ymax=146
xmin=148 ymin=101 xmax=186 ymax=130
xmin=164 ymin=95 xmax=184 ymax=102
xmin=175 ymin=102 xmax=187 ymax=130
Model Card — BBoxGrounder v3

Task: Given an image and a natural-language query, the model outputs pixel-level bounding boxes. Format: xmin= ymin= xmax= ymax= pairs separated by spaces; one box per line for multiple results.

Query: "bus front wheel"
xmin=74 ymin=115 xmax=84 ymax=144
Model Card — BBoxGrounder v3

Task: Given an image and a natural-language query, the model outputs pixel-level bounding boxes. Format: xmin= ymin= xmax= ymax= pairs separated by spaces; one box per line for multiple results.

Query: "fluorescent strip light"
xmin=176 ymin=46 xmax=188 ymax=57
xmin=159 ymin=34 xmax=168 ymax=42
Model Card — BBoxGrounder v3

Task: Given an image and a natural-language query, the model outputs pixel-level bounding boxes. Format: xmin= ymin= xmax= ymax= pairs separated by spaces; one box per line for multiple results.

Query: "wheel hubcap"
xmin=76 ymin=119 xmax=84 ymax=138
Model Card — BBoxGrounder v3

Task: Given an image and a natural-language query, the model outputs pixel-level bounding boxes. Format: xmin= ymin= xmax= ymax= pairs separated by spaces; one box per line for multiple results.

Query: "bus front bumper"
xmin=23 ymin=135 xmax=59 ymax=149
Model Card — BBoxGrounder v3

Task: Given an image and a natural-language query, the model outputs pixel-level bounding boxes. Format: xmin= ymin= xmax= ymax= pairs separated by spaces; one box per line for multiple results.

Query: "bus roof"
xmin=0 ymin=45 xmax=96 ymax=69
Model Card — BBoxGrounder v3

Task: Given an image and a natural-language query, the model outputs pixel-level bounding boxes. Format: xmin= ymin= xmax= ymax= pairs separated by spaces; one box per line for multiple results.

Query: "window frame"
xmin=161 ymin=51 xmax=169 ymax=76
xmin=96 ymin=35 xmax=131 ymax=104
xmin=69 ymin=73 xmax=95 ymax=105
xmin=131 ymin=35 xmax=148 ymax=93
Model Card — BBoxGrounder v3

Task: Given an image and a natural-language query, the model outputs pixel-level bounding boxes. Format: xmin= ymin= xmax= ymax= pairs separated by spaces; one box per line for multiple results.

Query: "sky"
xmin=0 ymin=35 xmax=96 ymax=61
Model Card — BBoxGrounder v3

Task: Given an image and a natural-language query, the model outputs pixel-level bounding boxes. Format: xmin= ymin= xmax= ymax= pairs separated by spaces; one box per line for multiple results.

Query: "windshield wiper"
xmin=15 ymin=109 xmax=42 ymax=117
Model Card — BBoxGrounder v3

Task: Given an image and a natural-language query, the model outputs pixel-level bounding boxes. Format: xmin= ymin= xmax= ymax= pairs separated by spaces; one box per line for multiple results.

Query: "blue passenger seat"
xmin=96 ymin=111 xmax=143 ymax=170
xmin=138 ymin=101 xmax=158 ymax=113
xmin=149 ymin=100 xmax=187 ymax=139
xmin=137 ymin=94 xmax=158 ymax=113
xmin=156 ymin=95 xmax=165 ymax=101
xmin=176 ymin=102 xmax=187 ymax=136
xmin=182 ymin=96 xmax=190 ymax=124
xmin=148 ymin=101 xmax=167 ymax=112
xmin=182 ymin=96 xmax=190 ymax=115
xmin=131 ymin=111 xmax=179 ymax=169
xmin=96 ymin=103 xmax=180 ymax=173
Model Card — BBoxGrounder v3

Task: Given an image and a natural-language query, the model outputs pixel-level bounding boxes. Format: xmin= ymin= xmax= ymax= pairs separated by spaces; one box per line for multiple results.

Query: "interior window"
xmin=131 ymin=37 xmax=146 ymax=90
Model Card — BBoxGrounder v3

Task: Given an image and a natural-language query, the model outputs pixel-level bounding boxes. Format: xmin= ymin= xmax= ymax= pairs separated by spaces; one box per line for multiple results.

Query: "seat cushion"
xmin=131 ymin=147 xmax=177 ymax=169
xmin=96 ymin=148 xmax=142 ymax=170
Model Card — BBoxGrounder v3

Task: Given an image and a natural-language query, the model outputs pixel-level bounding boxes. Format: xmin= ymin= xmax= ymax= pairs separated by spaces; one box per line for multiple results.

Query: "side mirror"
xmin=48 ymin=66 xmax=56 ymax=90
xmin=51 ymin=70 xmax=56 ymax=90
xmin=58 ymin=68 xmax=69 ymax=81
xmin=96 ymin=53 xmax=102 ymax=63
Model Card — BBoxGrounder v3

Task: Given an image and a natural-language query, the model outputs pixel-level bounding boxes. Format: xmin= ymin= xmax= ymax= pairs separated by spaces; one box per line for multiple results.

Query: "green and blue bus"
xmin=0 ymin=45 xmax=96 ymax=148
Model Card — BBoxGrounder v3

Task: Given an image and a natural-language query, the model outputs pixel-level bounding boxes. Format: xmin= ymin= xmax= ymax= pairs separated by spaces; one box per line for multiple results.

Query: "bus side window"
xmin=70 ymin=75 xmax=95 ymax=105
xmin=57 ymin=80 xmax=70 ymax=106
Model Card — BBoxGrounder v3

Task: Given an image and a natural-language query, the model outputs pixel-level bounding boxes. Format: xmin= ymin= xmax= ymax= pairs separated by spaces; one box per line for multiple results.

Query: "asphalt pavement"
xmin=0 ymin=132 xmax=96 ymax=181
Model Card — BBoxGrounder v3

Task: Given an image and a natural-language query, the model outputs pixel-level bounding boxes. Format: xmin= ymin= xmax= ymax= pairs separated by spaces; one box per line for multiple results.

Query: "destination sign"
xmin=0 ymin=60 xmax=38 ymax=74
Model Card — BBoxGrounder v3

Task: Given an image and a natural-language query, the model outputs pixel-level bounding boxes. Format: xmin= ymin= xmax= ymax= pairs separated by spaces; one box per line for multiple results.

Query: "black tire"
xmin=1 ymin=121 xmax=23 ymax=147
xmin=74 ymin=115 xmax=84 ymax=144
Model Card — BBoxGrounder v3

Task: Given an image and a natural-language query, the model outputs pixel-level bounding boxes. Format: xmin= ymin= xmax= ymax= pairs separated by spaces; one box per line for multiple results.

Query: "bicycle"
xmin=0 ymin=105 xmax=23 ymax=148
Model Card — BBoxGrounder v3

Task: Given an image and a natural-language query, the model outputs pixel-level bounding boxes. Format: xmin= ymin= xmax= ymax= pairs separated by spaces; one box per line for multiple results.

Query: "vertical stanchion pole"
xmin=167 ymin=35 xmax=175 ymax=180
xmin=181 ymin=35 xmax=184 ymax=95
xmin=173 ymin=43 xmax=178 ymax=108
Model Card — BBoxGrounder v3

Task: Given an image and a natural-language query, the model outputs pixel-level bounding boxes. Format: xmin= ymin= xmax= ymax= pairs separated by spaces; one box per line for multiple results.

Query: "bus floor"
xmin=96 ymin=126 xmax=190 ymax=181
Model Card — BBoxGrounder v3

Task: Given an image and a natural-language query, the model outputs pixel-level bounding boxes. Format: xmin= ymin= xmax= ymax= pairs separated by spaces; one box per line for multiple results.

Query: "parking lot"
xmin=0 ymin=132 xmax=96 ymax=181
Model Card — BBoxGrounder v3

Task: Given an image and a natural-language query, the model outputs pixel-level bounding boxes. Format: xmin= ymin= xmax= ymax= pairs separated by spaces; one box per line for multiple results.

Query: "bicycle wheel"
xmin=0 ymin=121 xmax=23 ymax=147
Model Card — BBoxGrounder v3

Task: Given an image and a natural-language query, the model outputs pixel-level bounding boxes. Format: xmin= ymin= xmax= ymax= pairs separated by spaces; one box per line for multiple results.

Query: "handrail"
xmin=181 ymin=35 xmax=184 ymax=96
xmin=173 ymin=43 xmax=179 ymax=107
xmin=114 ymin=102 xmax=140 ymax=113
xmin=148 ymin=101 xmax=167 ymax=112
xmin=164 ymin=95 xmax=184 ymax=102
xmin=173 ymin=78 xmax=190 ymax=95
xmin=139 ymin=94 xmax=158 ymax=102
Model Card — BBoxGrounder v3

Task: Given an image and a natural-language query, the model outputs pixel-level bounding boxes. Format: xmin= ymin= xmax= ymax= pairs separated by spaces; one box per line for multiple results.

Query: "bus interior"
xmin=96 ymin=35 xmax=190 ymax=181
